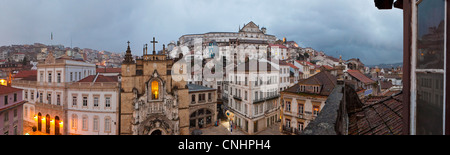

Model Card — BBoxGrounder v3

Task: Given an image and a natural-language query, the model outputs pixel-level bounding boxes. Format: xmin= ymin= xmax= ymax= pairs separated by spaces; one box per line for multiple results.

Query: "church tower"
xmin=120 ymin=41 xmax=137 ymax=135
xmin=120 ymin=38 xmax=190 ymax=135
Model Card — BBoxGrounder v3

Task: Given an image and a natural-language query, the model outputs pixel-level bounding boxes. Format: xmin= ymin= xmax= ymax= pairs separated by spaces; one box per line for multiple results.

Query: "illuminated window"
xmin=151 ymin=81 xmax=159 ymax=100
xmin=313 ymin=106 xmax=320 ymax=116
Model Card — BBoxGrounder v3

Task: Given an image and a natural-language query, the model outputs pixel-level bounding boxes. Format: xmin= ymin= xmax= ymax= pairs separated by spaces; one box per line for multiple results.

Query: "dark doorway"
xmin=55 ymin=116 xmax=60 ymax=135
xmin=150 ymin=130 xmax=162 ymax=135
xmin=37 ymin=113 xmax=42 ymax=131
xmin=45 ymin=114 xmax=50 ymax=134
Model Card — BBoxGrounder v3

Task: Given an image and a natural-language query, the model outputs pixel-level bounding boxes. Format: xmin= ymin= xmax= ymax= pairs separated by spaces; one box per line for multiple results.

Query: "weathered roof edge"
xmin=301 ymin=84 xmax=344 ymax=135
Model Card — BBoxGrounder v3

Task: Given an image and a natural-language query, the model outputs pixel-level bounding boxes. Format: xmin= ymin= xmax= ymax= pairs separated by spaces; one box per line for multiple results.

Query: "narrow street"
xmin=200 ymin=118 xmax=283 ymax=135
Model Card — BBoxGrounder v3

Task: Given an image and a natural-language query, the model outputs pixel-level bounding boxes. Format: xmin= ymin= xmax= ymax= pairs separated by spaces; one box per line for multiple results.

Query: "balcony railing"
xmin=12 ymin=80 xmax=119 ymax=89
xmin=282 ymin=125 xmax=303 ymax=135
xmin=283 ymin=111 xmax=316 ymax=120
xmin=253 ymin=94 xmax=280 ymax=104
xmin=233 ymin=95 xmax=242 ymax=101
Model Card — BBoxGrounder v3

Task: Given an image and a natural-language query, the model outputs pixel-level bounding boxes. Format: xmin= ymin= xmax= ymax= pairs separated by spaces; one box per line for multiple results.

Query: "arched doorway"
xmin=45 ymin=114 xmax=50 ymax=134
xmin=37 ymin=113 xmax=42 ymax=131
xmin=150 ymin=130 xmax=162 ymax=135
xmin=190 ymin=108 xmax=214 ymax=129
xmin=55 ymin=116 xmax=60 ymax=135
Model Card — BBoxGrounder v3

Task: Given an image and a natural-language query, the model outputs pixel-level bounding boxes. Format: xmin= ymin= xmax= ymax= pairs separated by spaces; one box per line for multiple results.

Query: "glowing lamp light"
xmin=59 ymin=121 xmax=63 ymax=126
xmin=50 ymin=119 xmax=55 ymax=124
xmin=41 ymin=117 xmax=45 ymax=121
xmin=151 ymin=81 xmax=159 ymax=99
xmin=153 ymin=91 xmax=158 ymax=98
xmin=0 ymin=79 xmax=6 ymax=86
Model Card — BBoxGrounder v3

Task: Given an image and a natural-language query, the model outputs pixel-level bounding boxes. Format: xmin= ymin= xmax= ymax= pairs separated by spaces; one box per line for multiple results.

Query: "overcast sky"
xmin=0 ymin=0 xmax=403 ymax=65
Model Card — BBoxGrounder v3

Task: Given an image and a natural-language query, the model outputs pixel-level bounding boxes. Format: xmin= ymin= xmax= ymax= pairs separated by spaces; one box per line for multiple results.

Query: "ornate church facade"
xmin=119 ymin=40 xmax=190 ymax=135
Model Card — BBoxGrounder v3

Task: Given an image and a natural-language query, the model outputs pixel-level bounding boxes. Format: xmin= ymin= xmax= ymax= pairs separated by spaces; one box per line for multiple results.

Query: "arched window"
xmin=151 ymin=81 xmax=159 ymax=100
xmin=37 ymin=113 xmax=42 ymax=131
xmin=55 ymin=116 xmax=60 ymax=135
xmin=45 ymin=114 xmax=50 ymax=134
xmin=189 ymin=108 xmax=214 ymax=129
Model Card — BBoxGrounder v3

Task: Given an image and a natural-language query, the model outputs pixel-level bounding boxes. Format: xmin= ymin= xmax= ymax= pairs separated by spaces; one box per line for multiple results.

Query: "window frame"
xmin=411 ymin=0 xmax=448 ymax=135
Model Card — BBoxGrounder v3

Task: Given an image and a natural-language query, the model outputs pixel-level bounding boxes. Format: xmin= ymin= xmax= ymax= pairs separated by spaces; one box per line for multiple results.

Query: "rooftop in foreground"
xmin=301 ymin=81 xmax=403 ymax=135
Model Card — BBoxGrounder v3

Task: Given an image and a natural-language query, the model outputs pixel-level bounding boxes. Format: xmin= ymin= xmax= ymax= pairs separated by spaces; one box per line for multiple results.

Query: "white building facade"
xmin=66 ymin=78 xmax=119 ymax=135
xmin=12 ymin=53 xmax=120 ymax=135
xmin=227 ymin=60 xmax=281 ymax=135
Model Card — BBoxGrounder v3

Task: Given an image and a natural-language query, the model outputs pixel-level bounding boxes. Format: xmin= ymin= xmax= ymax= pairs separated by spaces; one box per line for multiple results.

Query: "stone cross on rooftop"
xmin=151 ymin=37 xmax=158 ymax=54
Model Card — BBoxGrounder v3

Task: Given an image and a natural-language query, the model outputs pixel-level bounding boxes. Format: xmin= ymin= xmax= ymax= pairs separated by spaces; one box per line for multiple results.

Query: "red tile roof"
xmin=78 ymin=75 xmax=118 ymax=83
xmin=0 ymin=85 xmax=22 ymax=95
xmin=283 ymin=71 xmax=337 ymax=96
xmin=268 ymin=43 xmax=287 ymax=49
xmin=347 ymin=70 xmax=375 ymax=84
xmin=295 ymin=60 xmax=314 ymax=66
xmin=322 ymin=65 xmax=333 ymax=70
xmin=96 ymin=68 xmax=121 ymax=73
xmin=286 ymin=63 xmax=299 ymax=70
xmin=348 ymin=92 xmax=403 ymax=135
xmin=14 ymin=70 xmax=37 ymax=79
xmin=380 ymin=81 xmax=393 ymax=89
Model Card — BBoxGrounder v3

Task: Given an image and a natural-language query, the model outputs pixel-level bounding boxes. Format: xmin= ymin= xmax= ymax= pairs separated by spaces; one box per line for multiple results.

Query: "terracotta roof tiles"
xmin=348 ymin=92 xmax=403 ymax=135
xmin=0 ymin=85 xmax=22 ymax=95
xmin=347 ymin=70 xmax=375 ymax=84
xmin=13 ymin=70 xmax=37 ymax=78
xmin=96 ymin=68 xmax=122 ymax=73
xmin=77 ymin=75 xmax=118 ymax=83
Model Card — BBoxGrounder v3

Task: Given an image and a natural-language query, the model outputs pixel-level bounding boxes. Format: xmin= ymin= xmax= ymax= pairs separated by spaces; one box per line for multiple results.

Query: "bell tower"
xmin=120 ymin=41 xmax=137 ymax=135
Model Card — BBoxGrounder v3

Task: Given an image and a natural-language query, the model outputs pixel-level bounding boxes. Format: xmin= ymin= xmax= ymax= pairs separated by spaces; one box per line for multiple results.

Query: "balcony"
xmin=283 ymin=111 xmax=316 ymax=120
xmin=12 ymin=80 xmax=119 ymax=89
xmin=282 ymin=125 xmax=303 ymax=135
xmin=233 ymin=95 xmax=242 ymax=101
xmin=253 ymin=94 xmax=280 ymax=104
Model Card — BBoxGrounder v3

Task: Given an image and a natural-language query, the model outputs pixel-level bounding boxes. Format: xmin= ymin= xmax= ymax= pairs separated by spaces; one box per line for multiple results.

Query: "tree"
xmin=22 ymin=56 xmax=28 ymax=65
xmin=304 ymin=52 xmax=309 ymax=59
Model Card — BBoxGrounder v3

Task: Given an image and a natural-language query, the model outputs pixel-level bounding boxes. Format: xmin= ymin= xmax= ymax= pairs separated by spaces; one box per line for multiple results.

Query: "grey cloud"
xmin=0 ymin=0 xmax=402 ymax=65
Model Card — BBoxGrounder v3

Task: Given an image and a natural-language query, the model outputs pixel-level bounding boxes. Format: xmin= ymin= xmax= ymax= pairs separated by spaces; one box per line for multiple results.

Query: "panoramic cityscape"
xmin=0 ymin=0 xmax=448 ymax=138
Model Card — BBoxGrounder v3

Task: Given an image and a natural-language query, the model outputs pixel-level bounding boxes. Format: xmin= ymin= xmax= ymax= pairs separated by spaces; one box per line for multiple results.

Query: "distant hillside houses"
xmin=0 ymin=43 xmax=124 ymax=68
